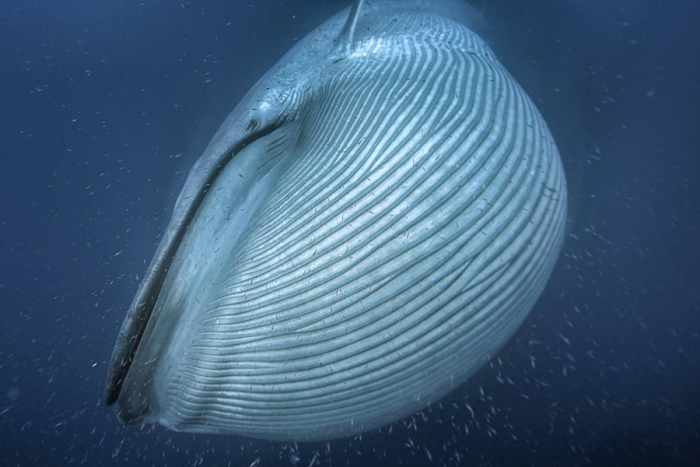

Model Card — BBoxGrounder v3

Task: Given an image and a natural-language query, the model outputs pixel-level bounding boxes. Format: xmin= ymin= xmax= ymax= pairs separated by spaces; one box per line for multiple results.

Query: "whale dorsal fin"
xmin=335 ymin=0 xmax=364 ymax=55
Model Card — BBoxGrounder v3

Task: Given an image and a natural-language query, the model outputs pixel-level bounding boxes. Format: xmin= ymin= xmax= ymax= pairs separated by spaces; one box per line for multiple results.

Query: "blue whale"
xmin=105 ymin=0 xmax=567 ymax=441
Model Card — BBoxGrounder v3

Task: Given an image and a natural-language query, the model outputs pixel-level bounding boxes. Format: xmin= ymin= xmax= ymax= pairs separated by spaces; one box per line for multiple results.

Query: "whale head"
xmin=105 ymin=0 xmax=567 ymax=441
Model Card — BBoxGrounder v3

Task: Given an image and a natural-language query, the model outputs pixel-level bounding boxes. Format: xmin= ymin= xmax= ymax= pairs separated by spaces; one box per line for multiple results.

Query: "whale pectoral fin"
xmin=335 ymin=0 xmax=364 ymax=55
xmin=104 ymin=116 xmax=288 ymax=406
xmin=103 ymin=147 xmax=234 ymax=406
xmin=105 ymin=132 xmax=238 ymax=406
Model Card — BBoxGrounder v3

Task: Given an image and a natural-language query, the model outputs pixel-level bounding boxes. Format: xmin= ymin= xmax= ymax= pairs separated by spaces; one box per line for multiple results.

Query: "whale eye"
xmin=245 ymin=118 xmax=259 ymax=133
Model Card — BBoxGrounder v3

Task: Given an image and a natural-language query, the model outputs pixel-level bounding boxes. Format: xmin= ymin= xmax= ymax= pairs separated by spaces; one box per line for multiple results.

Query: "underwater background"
xmin=0 ymin=0 xmax=698 ymax=465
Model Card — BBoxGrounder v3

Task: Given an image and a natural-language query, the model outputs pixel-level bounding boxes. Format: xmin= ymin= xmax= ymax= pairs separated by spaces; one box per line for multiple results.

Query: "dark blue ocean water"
xmin=1 ymin=1 xmax=698 ymax=466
